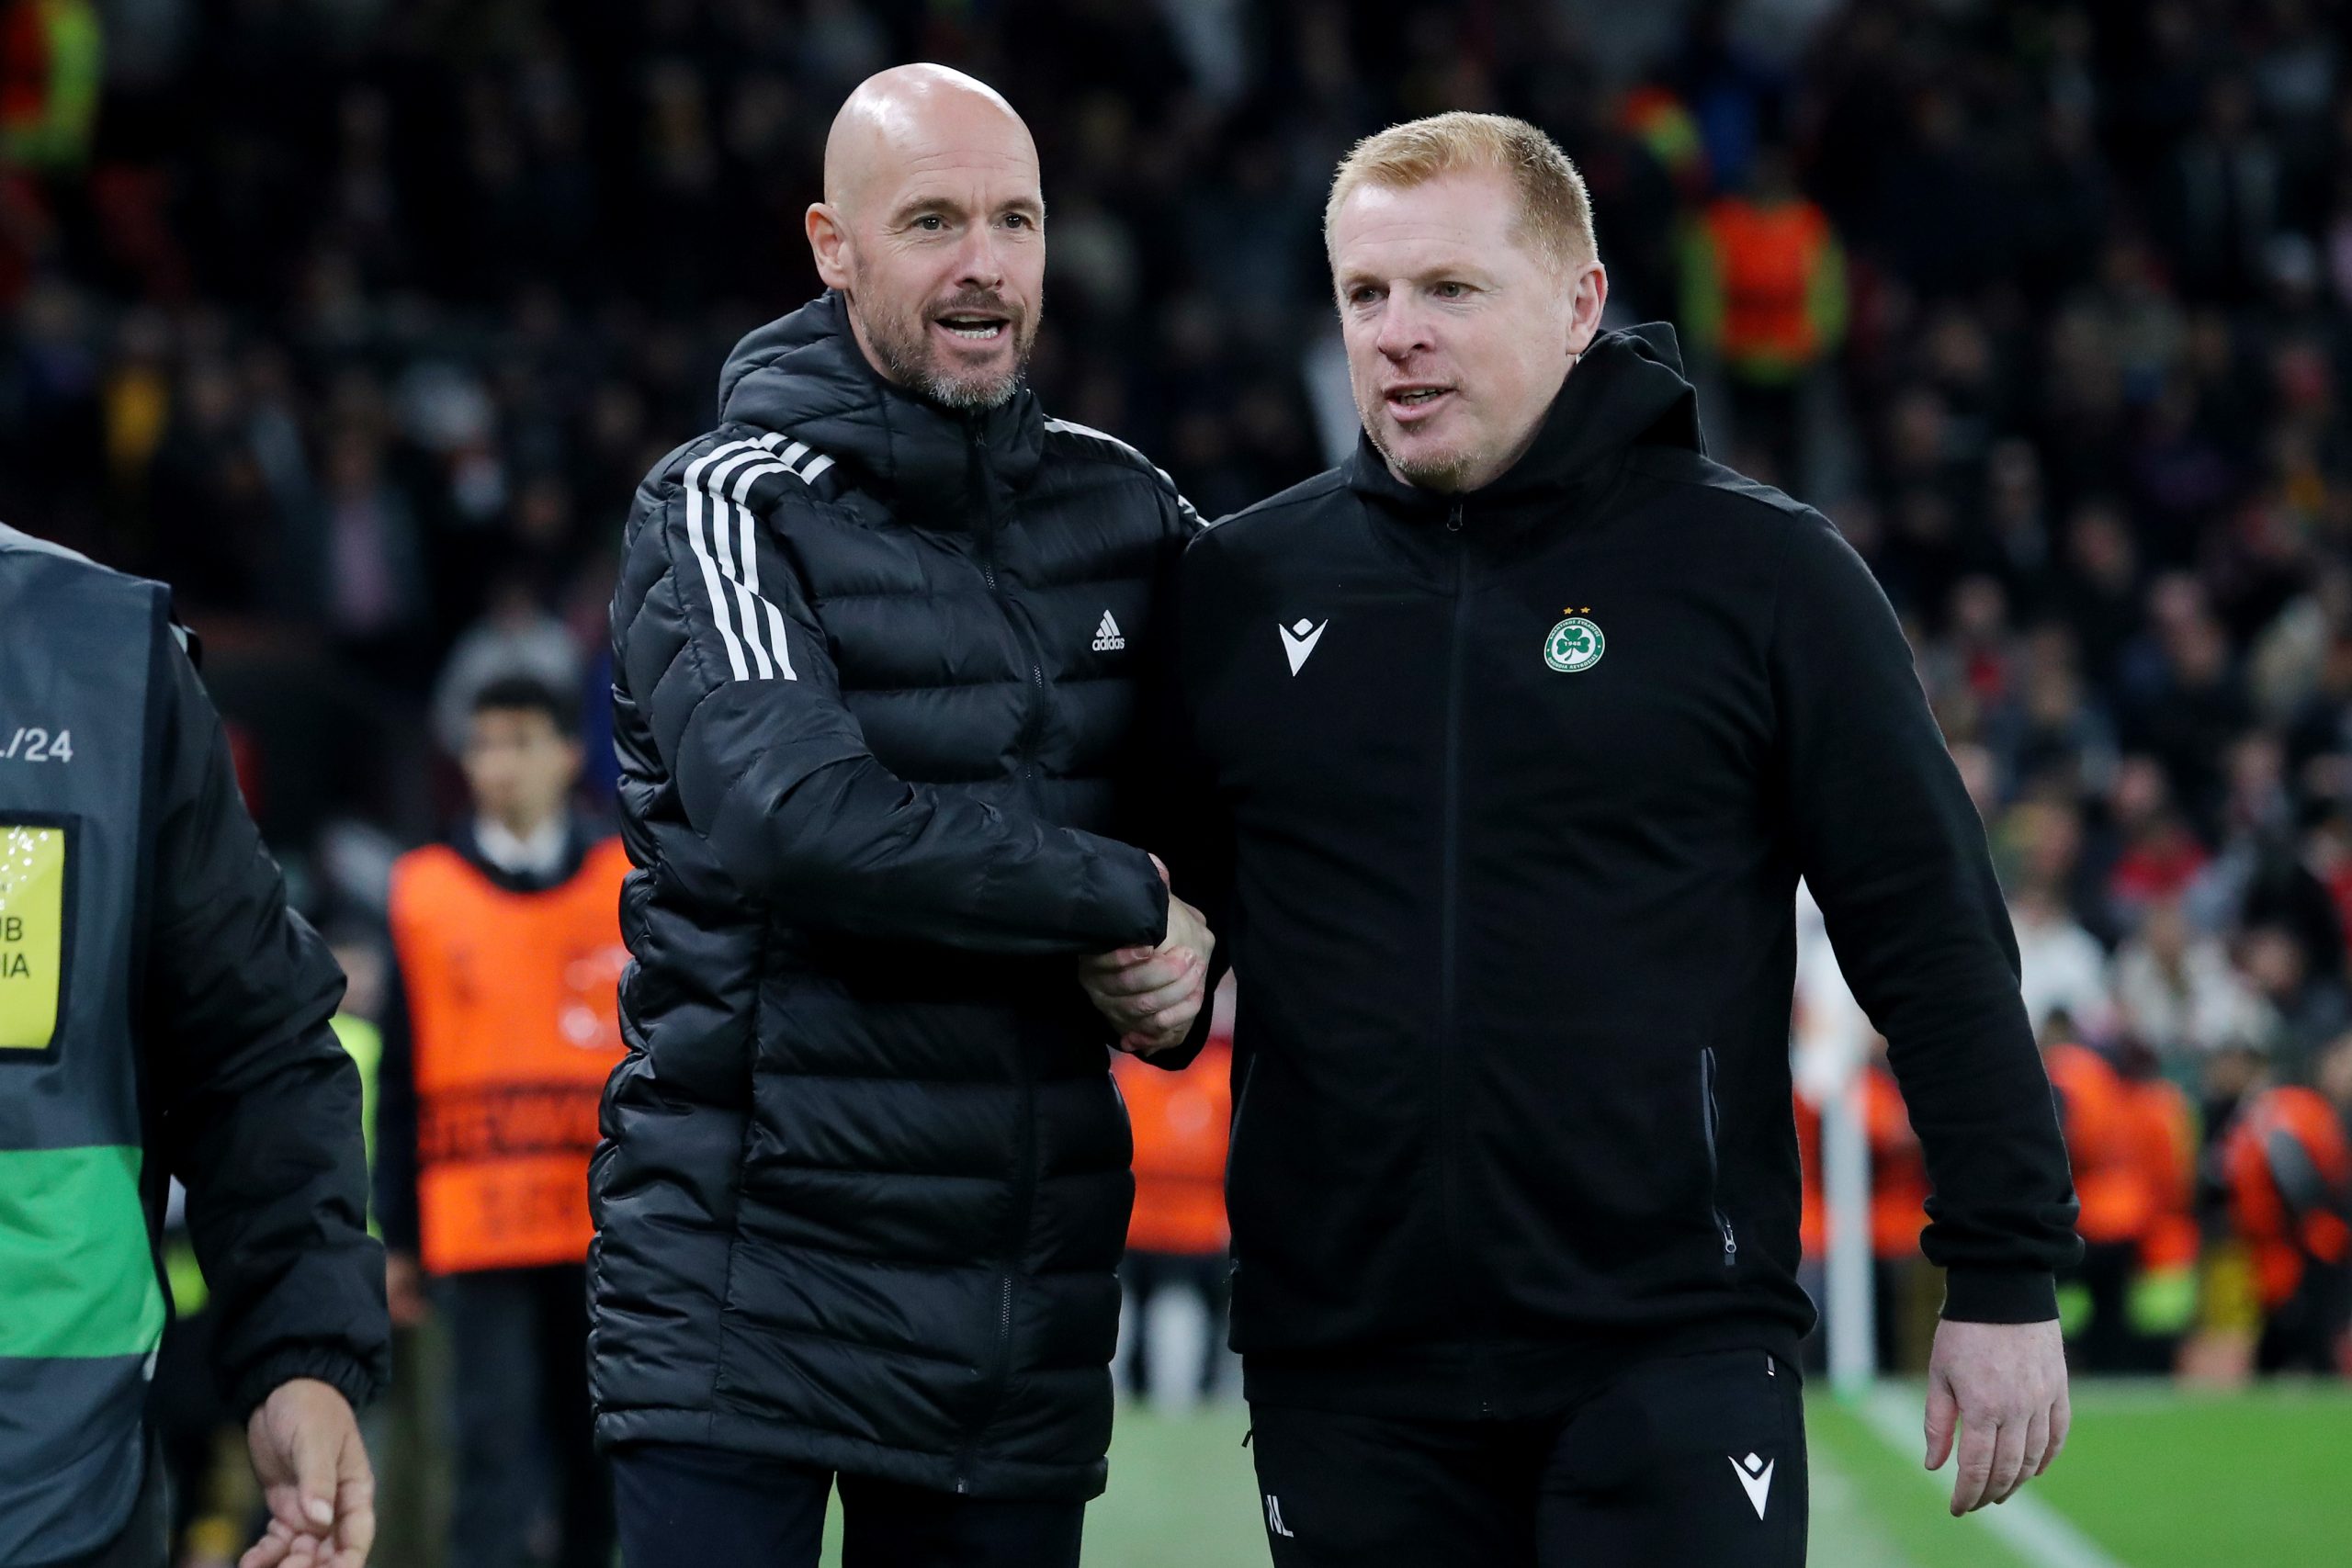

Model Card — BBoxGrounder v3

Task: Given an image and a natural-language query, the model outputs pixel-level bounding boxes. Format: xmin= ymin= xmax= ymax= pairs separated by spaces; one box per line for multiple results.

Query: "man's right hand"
xmin=1080 ymin=857 xmax=1213 ymax=1055
xmin=240 ymin=1379 xmax=375 ymax=1568
xmin=1923 ymin=1316 xmax=2070 ymax=1515
xmin=384 ymin=1253 xmax=428 ymax=1329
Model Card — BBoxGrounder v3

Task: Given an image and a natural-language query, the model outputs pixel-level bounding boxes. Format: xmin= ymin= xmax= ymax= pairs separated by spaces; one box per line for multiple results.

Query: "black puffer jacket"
xmin=591 ymin=292 xmax=1196 ymax=1500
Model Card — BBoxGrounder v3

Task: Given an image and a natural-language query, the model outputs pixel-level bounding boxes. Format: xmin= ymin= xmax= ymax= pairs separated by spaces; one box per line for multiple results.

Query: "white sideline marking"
xmin=1808 ymin=1443 xmax=1925 ymax=1568
xmin=1859 ymin=1386 xmax=2132 ymax=1568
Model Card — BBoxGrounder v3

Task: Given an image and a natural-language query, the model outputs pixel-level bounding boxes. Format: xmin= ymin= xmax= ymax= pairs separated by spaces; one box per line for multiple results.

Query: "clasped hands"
xmin=1080 ymin=855 xmax=1214 ymax=1055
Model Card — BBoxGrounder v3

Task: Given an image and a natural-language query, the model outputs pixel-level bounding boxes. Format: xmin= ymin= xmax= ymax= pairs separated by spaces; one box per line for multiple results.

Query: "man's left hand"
xmin=1922 ymin=1317 xmax=2070 ymax=1516
xmin=240 ymin=1378 xmax=375 ymax=1568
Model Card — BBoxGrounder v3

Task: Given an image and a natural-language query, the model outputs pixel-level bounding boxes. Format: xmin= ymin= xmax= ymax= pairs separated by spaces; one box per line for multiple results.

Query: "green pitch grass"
xmin=1806 ymin=1381 xmax=2352 ymax=1568
xmin=815 ymin=1400 xmax=1267 ymax=1567
xmin=2024 ymin=1381 xmax=2352 ymax=1568
xmin=813 ymin=1383 xmax=2352 ymax=1567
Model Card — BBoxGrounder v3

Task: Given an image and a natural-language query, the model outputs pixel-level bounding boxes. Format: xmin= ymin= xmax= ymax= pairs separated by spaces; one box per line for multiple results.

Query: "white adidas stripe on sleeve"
xmin=726 ymin=456 xmax=800 ymax=682
xmin=678 ymin=432 xmax=835 ymax=682
xmin=705 ymin=446 xmax=782 ymax=679
xmin=683 ymin=439 xmax=759 ymax=682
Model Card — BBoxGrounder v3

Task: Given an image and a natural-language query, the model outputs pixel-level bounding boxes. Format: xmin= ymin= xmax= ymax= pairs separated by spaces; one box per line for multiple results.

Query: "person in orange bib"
xmin=376 ymin=673 xmax=628 ymax=1568
xmin=1792 ymin=1057 xmax=1935 ymax=1372
xmin=1678 ymin=143 xmax=1846 ymax=491
xmin=1862 ymin=1059 xmax=1934 ymax=1370
xmin=2221 ymin=1043 xmax=2352 ymax=1374
xmin=2112 ymin=1043 xmax=2200 ymax=1370
xmin=1113 ymin=1001 xmax=1235 ymax=1416
xmin=2043 ymin=1035 xmax=2158 ymax=1371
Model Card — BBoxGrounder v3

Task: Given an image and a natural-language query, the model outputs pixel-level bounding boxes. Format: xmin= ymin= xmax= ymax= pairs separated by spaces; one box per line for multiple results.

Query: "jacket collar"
xmin=713 ymin=290 xmax=1045 ymax=524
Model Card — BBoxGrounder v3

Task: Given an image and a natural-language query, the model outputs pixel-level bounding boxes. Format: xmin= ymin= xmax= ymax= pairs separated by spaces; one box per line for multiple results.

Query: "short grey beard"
xmin=858 ymin=296 xmax=1032 ymax=412
xmin=916 ymin=362 xmax=1023 ymax=411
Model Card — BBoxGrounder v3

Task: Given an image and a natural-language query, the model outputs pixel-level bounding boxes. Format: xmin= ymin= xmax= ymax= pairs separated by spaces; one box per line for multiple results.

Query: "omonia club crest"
xmin=1544 ymin=614 xmax=1605 ymax=673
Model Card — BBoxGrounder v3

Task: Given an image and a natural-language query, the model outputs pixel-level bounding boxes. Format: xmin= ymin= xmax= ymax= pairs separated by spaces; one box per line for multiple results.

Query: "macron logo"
xmin=1280 ymin=617 xmax=1327 ymax=674
xmin=1092 ymin=611 xmax=1126 ymax=652
xmin=1730 ymin=1451 xmax=1774 ymax=1518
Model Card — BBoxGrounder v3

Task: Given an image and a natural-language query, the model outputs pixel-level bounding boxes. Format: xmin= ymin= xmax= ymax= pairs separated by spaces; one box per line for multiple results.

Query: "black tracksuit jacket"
xmin=1171 ymin=324 xmax=2082 ymax=1418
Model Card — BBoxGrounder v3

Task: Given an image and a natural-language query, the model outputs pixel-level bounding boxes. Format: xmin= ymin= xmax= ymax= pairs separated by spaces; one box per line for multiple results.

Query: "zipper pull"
xmin=1445 ymin=498 xmax=1464 ymax=533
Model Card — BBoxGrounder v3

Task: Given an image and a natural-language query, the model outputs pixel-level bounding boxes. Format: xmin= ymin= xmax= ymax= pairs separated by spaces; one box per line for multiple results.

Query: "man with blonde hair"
xmin=1107 ymin=111 xmax=2081 ymax=1564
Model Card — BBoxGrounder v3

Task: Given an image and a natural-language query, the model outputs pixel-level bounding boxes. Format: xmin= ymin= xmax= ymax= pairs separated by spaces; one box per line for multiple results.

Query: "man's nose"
xmin=1373 ymin=294 xmax=1426 ymax=360
xmin=953 ymin=225 xmax=1008 ymax=292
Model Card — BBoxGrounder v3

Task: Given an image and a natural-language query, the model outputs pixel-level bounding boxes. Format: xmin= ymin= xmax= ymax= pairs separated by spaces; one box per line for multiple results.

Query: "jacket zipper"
xmin=1437 ymin=495 xmax=1491 ymax=1412
xmin=954 ymin=423 xmax=1042 ymax=1492
xmin=967 ymin=423 xmax=1048 ymax=795
xmin=1701 ymin=1046 xmax=1737 ymax=1267
xmin=1224 ymin=1049 xmax=1261 ymax=1291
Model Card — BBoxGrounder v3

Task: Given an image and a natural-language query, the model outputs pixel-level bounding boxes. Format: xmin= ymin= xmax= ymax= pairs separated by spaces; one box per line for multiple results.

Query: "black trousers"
xmin=441 ymin=1265 xmax=614 ymax=1568
xmin=612 ymin=1444 xmax=1084 ymax=1568
xmin=1247 ymin=1349 xmax=1806 ymax=1568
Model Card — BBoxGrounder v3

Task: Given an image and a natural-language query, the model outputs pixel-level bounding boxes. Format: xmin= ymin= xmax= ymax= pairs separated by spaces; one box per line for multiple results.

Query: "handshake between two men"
xmin=1079 ymin=856 xmax=1217 ymax=1057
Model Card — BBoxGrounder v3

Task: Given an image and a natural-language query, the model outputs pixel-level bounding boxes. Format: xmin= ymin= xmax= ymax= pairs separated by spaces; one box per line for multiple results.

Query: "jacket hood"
xmin=1345 ymin=321 xmax=1704 ymax=515
xmin=717 ymin=290 xmax=1046 ymax=517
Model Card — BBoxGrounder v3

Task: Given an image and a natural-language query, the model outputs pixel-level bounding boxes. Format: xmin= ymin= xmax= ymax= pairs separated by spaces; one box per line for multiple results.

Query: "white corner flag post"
xmin=1794 ymin=882 xmax=1877 ymax=1399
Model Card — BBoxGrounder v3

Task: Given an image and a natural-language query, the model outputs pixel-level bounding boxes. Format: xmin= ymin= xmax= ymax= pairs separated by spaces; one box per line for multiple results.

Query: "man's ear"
xmin=807 ymin=203 xmax=854 ymax=291
xmin=1567 ymin=260 xmax=1610 ymax=357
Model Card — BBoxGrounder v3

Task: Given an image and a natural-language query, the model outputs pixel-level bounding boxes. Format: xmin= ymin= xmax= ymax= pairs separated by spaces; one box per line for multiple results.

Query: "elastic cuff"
xmin=1143 ymin=861 xmax=1171 ymax=946
xmin=1108 ymin=842 xmax=1170 ymax=948
xmin=1941 ymin=1267 xmax=2060 ymax=1325
xmin=227 ymin=1347 xmax=379 ymax=1425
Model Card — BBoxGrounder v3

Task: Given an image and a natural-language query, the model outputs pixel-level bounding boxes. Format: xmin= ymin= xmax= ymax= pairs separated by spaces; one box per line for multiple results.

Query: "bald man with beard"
xmin=590 ymin=65 xmax=1215 ymax=1566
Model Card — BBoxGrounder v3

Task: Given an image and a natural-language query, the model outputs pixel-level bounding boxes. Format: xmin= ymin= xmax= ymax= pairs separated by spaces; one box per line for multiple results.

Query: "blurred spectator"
xmin=1112 ymin=985 xmax=1237 ymax=1416
xmin=2011 ymin=882 xmax=2113 ymax=1040
xmin=2237 ymin=920 xmax=2351 ymax=1077
xmin=2045 ymin=1032 xmax=2155 ymax=1371
xmin=0 ymin=0 xmax=101 ymax=173
xmin=1988 ymin=626 xmax=2119 ymax=807
xmin=2163 ymin=76 xmax=2284 ymax=306
xmin=2220 ymin=1040 xmax=2352 ymax=1373
xmin=375 ymin=677 xmax=628 ymax=1568
xmin=2112 ymin=895 xmax=2273 ymax=1068
xmin=2054 ymin=499 xmax=2146 ymax=691
xmin=1679 ymin=140 xmax=1845 ymax=489
xmin=429 ymin=579 xmax=583 ymax=760
xmin=1860 ymin=1050 xmax=1933 ymax=1375
xmin=2098 ymin=754 xmax=2212 ymax=935
xmin=2115 ymin=1043 xmax=2201 ymax=1370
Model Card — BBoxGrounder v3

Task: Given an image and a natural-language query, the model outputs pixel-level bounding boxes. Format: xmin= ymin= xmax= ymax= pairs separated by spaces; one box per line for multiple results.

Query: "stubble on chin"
xmin=857 ymin=298 xmax=1031 ymax=412
xmin=1362 ymin=402 xmax=1476 ymax=492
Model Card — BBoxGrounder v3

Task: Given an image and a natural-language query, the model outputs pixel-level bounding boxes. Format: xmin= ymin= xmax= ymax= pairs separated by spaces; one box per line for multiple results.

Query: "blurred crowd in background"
xmin=7 ymin=0 xmax=2352 ymax=1559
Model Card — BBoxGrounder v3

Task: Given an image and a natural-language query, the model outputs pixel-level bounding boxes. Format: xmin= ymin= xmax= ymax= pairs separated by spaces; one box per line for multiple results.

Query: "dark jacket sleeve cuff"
xmin=1941 ymin=1267 xmax=2060 ymax=1325
xmin=1084 ymin=840 xmax=1170 ymax=949
xmin=228 ymin=1346 xmax=385 ymax=1425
